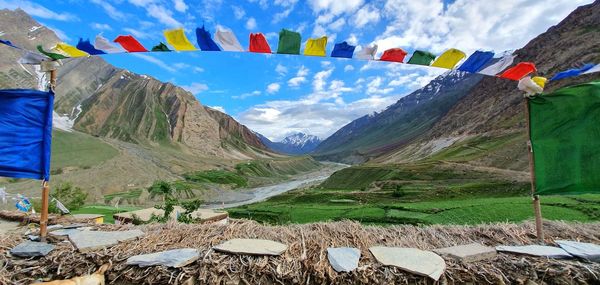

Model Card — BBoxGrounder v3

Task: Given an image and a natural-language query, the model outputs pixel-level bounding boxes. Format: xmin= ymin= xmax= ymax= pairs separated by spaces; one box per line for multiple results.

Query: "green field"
xmin=51 ymin=130 xmax=119 ymax=171
xmin=71 ymin=205 xmax=140 ymax=224
xmin=229 ymin=163 xmax=600 ymax=225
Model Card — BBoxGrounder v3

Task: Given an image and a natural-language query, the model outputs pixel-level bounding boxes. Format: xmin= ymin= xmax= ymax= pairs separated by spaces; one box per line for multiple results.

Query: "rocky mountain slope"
xmin=0 ymin=8 xmax=268 ymax=160
xmin=315 ymin=1 xmax=600 ymax=168
xmin=259 ymin=133 xmax=322 ymax=155
xmin=313 ymin=71 xmax=483 ymax=163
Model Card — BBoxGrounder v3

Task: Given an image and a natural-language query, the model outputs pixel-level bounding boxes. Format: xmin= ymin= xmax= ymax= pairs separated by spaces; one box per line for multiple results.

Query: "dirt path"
xmin=205 ymin=162 xmax=348 ymax=209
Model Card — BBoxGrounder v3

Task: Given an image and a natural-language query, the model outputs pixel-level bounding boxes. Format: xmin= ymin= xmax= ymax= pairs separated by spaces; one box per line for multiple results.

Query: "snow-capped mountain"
xmin=258 ymin=132 xmax=322 ymax=155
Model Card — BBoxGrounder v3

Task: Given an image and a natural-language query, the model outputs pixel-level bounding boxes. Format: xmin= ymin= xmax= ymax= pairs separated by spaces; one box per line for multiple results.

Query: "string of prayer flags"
xmin=355 ymin=44 xmax=377 ymax=60
xmin=582 ymin=64 xmax=600 ymax=75
xmin=380 ymin=48 xmax=408 ymax=63
xmin=18 ymin=51 xmax=48 ymax=65
xmin=214 ymin=26 xmax=244 ymax=52
xmin=304 ymin=36 xmax=327 ymax=57
xmin=458 ymin=51 xmax=494 ymax=73
xmin=518 ymin=76 xmax=544 ymax=95
xmin=163 ymin=28 xmax=197 ymax=51
xmin=94 ymin=34 xmax=124 ymax=53
xmin=479 ymin=53 xmax=515 ymax=76
xmin=114 ymin=35 xmax=148 ymax=52
xmin=0 ymin=39 xmax=18 ymax=49
xmin=249 ymin=33 xmax=271 ymax=53
xmin=54 ymin=43 xmax=88 ymax=57
xmin=195 ymin=26 xmax=220 ymax=51
xmin=532 ymin=76 xmax=547 ymax=88
xmin=76 ymin=39 xmax=105 ymax=55
xmin=331 ymin=41 xmax=355 ymax=58
xmin=151 ymin=42 xmax=171 ymax=52
xmin=550 ymin=64 xmax=596 ymax=81
xmin=37 ymin=45 xmax=68 ymax=60
xmin=408 ymin=50 xmax=436 ymax=66
xmin=431 ymin=48 xmax=466 ymax=69
xmin=499 ymin=62 xmax=536 ymax=80
xmin=277 ymin=29 xmax=301 ymax=55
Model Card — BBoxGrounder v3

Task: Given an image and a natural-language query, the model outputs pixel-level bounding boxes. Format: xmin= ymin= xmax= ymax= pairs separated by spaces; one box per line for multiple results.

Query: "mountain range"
xmin=258 ymin=133 xmax=321 ymax=155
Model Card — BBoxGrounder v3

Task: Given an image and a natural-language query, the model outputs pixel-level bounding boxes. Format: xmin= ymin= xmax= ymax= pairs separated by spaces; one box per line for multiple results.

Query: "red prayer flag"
xmin=113 ymin=35 xmax=148 ymax=52
xmin=380 ymin=48 xmax=408 ymax=63
xmin=498 ymin=62 xmax=536 ymax=80
xmin=249 ymin=33 xmax=271 ymax=54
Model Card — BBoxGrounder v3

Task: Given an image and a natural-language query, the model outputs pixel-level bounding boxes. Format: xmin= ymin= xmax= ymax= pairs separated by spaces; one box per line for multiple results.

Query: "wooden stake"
xmin=40 ymin=68 xmax=57 ymax=241
xmin=524 ymin=97 xmax=544 ymax=242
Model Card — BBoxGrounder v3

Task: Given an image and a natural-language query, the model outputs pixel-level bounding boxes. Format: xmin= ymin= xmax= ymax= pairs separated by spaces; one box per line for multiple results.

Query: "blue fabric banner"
xmin=550 ymin=64 xmax=596 ymax=81
xmin=195 ymin=26 xmax=221 ymax=51
xmin=76 ymin=38 xmax=106 ymax=55
xmin=0 ymin=89 xmax=54 ymax=181
xmin=458 ymin=51 xmax=494 ymax=73
xmin=331 ymin=41 xmax=356 ymax=58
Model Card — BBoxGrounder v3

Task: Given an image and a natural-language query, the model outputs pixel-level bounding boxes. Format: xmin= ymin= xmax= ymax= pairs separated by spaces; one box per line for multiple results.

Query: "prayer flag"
xmin=304 ymin=36 xmax=327 ymax=56
xmin=532 ymin=76 xmax=547 ymax=88
xmin=151 ymin=42 xmax=171 ymax=52
xmin=164 ymin=28 xmax=197 ymax=51
xmin=114 ymin=35 xmax=148 ymax=52
xmin=407 ymin=50 xmax=436 ymax=66
xmin=458 ymin=51 xmax=494 ymax=73
xmin=0 ymin=89 xmax=54 ymax=181
xmin=550 ymin=64 xmax=596 ymax=81
xmin=582 ymin=64 xmax=600 ymax=75
xmin=214 ymin=26 xmax=244 ymax=52
xmin=355 ymin=44 xmax=377 ymax=60
xmin=518 ymin=76 xmax=544 ymax=95
xmin=194 ymin=26 xmax=220 ymax=51
xmin=380 ymin=48 xmax=408 ymax=63
xmin=0 ymin=39 xmax=18 ymax=49
xmin=249 ymin=33 xmax=271 ymax=53
xmin=331 ymin=41 xmax=355 ymax=58
xmin=76 ymin=38 xmax=105 ymax=55
xmin=18 ymin=51 xmax=49 ymax=65
xmin=54 ymin=43 xmax=88 ymax=57
xmin=479 ymin=53 xmax=515 ymax=75
xmin=499 ymin=62 xmax=536 ymax=80
xmin=431 ymin=48 xmax=466 ymax=69
xmin=277 ymin=29 xmax=301 ymax=54
xmin=94 ymin=34 xmax=124 ymax=53
xmin=37 ymin=45 xmax=68 ymax=60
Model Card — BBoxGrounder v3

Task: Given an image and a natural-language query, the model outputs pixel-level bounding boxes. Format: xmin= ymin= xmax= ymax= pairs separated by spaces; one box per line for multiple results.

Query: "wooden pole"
xmin=524 ymin=97 xmax=544 ymax=242
xmin=40 ymin=68 xmax=57 ymax=241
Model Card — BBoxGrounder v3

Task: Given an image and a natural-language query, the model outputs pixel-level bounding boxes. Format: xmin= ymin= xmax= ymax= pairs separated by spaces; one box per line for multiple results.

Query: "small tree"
xmin=52 ymin=182 xmax=87 ymax=211
xmin=392 ymin=184 xmax=406 ymax=198
xmin=148 ymin=180 xmax=174 ymax=201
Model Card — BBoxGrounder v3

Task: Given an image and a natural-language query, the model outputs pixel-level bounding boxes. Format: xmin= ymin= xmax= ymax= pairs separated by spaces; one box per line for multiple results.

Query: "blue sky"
xmin=0 ymin=0 xmax=592 ymax=140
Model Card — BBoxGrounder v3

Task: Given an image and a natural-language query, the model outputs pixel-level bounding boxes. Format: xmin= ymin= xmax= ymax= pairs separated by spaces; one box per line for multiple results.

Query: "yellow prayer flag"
xmin=54 ymin=43 xmax=89 ymax=57
xmin=164 ymin=28 xmax=197 ymax=51
xmin=304 ymin=36 xmax=327 ymax=57
xmin=532 ymin=76 xmax=547 ymax=88
xmin=431 ymin=48 xmax=466 ymax=69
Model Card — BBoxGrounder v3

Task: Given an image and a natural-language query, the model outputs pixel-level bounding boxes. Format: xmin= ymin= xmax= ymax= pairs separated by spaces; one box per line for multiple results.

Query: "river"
xmin=205 ymin=162 xmax=348 ymax=209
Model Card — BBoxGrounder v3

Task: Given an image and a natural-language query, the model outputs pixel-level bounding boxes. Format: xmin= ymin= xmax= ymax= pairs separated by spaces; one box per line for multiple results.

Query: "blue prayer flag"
xmin=0 ymin=39 xmax=18 ymax=49
xmin=0 ymin=89 xmax=54 ymax=181
xmin=331 ymin=42 xmax=356 ymax=58
xmin=458 ymin=51 xmax=494 ymax=73
xmin=195 ymin=26 xmax=221 ymax=51
xmin=550 ymin=64 xmax=596 ymax=81
xmin=76 ymin=38 xmax=106 ymax=55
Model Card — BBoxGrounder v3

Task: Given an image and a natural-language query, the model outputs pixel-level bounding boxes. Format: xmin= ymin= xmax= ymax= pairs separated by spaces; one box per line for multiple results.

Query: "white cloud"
xmin=209 ymin=106 xmax=226 ymax=113
xmin=353 ymin=4 xmax=380 ymax=28
xmin=297 ymin=65 xmax=310 ymax=77
xmin=146 ymin=4 xmax=182 ymax=27
xmin=173 ymin=0 xmax=188 ymax=12
xmin=328 ymin=18 xmax=346 ymax=31
xmin=233 ymin=90 xmax=261 ymax=99
xmin=275 ymin=64 xmax=288 ymax=75
xmin=288 ymin=65 xmax=310 ymax=87
xmin=367 ymin=77 xmax=393 ymax=95
xmin=267 ymin=83 xmax=281 ymax=94
xmin=232 ymin=5 xmax=246 ymax=19
xmin=308 ymin=0 xmax=364 ymax=15
xmin=344 ymin=65 xmax=355 ymax=72
xmin=312 ymin=69 xmax=333 ymax=92
xmin=0 ymin=0 xmax=78 ymax=21
xmin=181 ymin=82 xmax=209 ymax=95
xmin=272 ymin=0 xmax=298 ymax=23
xmin=90 ymin=23 xmax=112 ymax=31
xmin=132 ymin=54 xmax=177 ymax=73
xmin=90 ymin=0 xmax=126 ymax=21
xmin=43 ymin=24 xmax=70 ymax=41
xmin=248 ymin=0 xmax=269 ymax=9
xmin=123 ymin=28 xmax=153 ymax=40
xmin=245 ymin=17 xmax=257 ymax=30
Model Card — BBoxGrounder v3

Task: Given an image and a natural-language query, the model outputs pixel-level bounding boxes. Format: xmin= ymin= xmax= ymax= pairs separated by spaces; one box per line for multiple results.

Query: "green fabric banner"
xmin=277 ymin=29 xmax=301 ymax=55
xmin=407 ymin=50 xmax=436 ymax=66
xmin=151 ymin=42 xmax=171 ymax=52
xmin=529 ymin=81 xmax=600 ymax=195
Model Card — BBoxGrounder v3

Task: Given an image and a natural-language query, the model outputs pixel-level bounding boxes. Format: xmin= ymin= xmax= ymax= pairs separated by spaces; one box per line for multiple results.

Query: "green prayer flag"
xmin=151 ymin=42 xmax=171 ymax=52
xmin=277 ymin=29 xmax=301 ymax=55
xmin=407 ymin=50 xmax=436 ymax=66
xmin=529 ymin=81 xmax=600 ymax=195
xmin=37 ymin=45 xmax=68 ymax=60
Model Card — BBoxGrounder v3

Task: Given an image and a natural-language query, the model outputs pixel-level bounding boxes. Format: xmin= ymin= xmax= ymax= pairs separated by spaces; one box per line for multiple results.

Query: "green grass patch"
xmin=51 ymin=130 xmax=119 ymax=170
xmin=184 ymin=170 xmax=248 ymax=188
xmin=103 ymin=189 xmax=143 ymax=203
xmin=71 ymin=205 xmax=140 ymax=224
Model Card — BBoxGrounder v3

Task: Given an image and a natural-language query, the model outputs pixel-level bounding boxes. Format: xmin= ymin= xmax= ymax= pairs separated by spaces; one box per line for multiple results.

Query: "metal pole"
xmin=40 ymin=67 xmax=57 ymax=241
xmin=524 ymin=97 xmax=544 ymax=242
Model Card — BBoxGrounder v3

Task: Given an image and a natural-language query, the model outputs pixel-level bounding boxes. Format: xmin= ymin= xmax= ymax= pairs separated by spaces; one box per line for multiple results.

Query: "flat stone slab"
xmin=556 ymin=240 xmax=600 ymax=262
xmin=10 ymin=241 xmax=55 ymax=257
xmin=126 ymin=248 xmax=200 ymax=268
xmin=69 ymin=230 xmax=144 ymax=252
xmin=213 ymin=239 xmax=287 ymax=256
xmin=496 ymin=245 xmax=572 ymax=259
xmin=435 ymin=243 xmax=497 ymax=262
xmin=370 ymin=246 xmax=446 ymax=281
xmin=50 ymin=228 xmax=83 ymax=236
xmin=327 ymin=247 xmax=361 ymax=272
